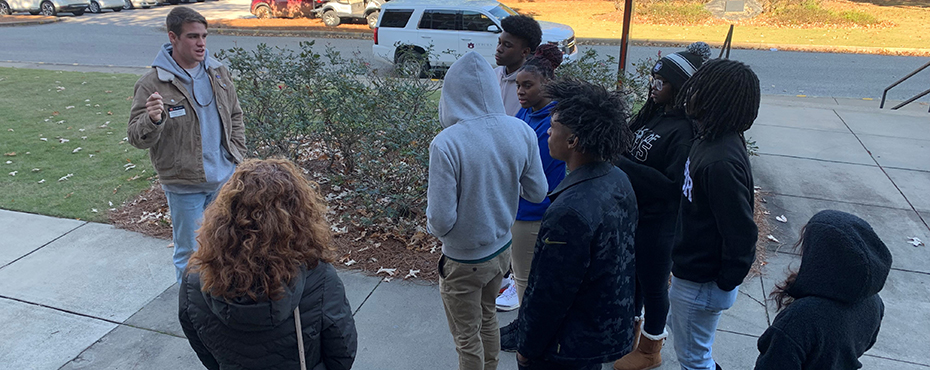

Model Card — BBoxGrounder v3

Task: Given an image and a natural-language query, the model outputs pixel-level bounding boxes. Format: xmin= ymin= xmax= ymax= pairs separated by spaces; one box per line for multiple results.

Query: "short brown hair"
xmin=166 ymin=6 xmax=207 ymax=37
xmin=188 ymin=158 xmax=333 ymax=301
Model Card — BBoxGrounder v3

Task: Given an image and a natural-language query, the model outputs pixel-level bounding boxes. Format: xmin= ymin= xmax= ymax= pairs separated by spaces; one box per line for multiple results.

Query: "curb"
xmin=209 ymin=27 xmax=373 ymax=40
xmin=208 ymin=27 xmax=930 ymax=57
xmin=578 ymin=37 xmax=930 ymax=57
xmin=0 ymin=16 xmax=61 ymax=27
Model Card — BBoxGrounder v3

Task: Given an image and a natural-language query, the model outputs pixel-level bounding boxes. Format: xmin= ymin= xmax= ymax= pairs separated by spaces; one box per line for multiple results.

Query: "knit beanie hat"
xmin=653 ymin=42 xmax=712 ymax=91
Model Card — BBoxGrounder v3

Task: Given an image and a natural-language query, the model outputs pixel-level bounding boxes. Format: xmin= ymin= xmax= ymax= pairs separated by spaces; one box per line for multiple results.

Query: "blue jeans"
xmin=165 ymin=190 xmax=218 ymax=284
xmin=667 ymin=276 xmax=738 ymax=370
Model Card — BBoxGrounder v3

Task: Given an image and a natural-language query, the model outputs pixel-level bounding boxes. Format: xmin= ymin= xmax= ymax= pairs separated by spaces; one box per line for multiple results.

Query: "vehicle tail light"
xmin=373 ymin=27 xmax=378 ymax=45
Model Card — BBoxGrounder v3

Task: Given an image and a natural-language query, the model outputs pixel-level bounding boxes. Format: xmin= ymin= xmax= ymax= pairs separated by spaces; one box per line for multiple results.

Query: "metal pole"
xmin=617 ymin=0 xmax=633 ymax=89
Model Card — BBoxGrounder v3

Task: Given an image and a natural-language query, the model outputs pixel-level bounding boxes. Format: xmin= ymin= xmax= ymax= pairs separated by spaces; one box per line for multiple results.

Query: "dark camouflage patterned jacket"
xmin=516 ymin=161 xmax=639 ymax=365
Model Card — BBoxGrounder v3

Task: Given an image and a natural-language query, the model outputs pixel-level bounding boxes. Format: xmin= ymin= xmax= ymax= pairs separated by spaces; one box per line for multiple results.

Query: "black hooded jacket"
xmin=755 ymin=210 xmax=892 ymax=370
xmin=179 ymin=262 xmax=357 ymax=370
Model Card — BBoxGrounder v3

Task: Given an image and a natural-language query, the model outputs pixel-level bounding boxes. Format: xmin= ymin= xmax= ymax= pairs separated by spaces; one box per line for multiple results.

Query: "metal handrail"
xmin=719 ymin=25 xmax=734 ymax=60
xmin=880 ymin=60 xmax=930 ymax=113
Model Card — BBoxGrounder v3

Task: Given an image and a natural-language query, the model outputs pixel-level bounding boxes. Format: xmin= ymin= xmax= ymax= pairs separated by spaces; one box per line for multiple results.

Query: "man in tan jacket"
xmin=128 ymin=6 xmax=245 ymax=284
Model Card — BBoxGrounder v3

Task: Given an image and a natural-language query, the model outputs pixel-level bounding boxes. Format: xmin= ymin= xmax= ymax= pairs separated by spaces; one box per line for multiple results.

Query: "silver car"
xmin=0 ymin=0 xmax=90 ymax=15
xmin=87 ymin=0 xmax=122 ymax=12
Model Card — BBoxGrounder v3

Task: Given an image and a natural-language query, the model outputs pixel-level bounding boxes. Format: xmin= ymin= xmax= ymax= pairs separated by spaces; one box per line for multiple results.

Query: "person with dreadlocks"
xmin=611 ymin=41 xmax=711 ymax=370
xmin=514 ymin=79 xmax=638 ymax=370
xmin=667 ymin=59 xmax=761 ymax=370
xmin=496 ymin=44 xmax=566 ymax=315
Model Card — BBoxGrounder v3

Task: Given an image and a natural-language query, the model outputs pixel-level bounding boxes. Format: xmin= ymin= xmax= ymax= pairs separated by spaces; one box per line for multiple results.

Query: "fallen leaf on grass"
xmin=59 ymin=138 xmax=69 ymax=143
xmin=58 ymin=173 xmax=74 ymax=182
xmin=38 ymin=179 xmax=45 ymax=184
xmin=64 ymin=192 xmax=73 ymax=199
xmin=52 ymin=111 xmax=59 ymax=116
xmin=78 ymin=128 xmax=85 ymax=132
xmin=8 ymin=171 xmax=17 ymax=176
xmin=377 ymin=267 xmax=396 ymax=276
xmin=908 ymin=237 xmax=924 ymax=247
xmin=6 ymin=129 xmax=12 ymax=132
xmin=105 ymin=90 xmax=112 ymax=93
xmin=4 ymin=152 xmax=15 ymax=156
xmin=124 ymin=164 xmax=136 ymax=171
xmin=81 ymin=136 xmax=87 ymax=140
xmin=344 ymin=259 xmax=357 ymax=266
xmin=72 ymin=147 xmax=82 ymax=153
xmin=40 ymin=138 xmax=48 ymax=142
xmin=91 ymin=209 xmax=98 ymax=213
xmin=65 ymin=106 xmax=75 ymax=109
xmin=4 ymin=161 xmax=11 ymax=164
xmin=32 ymin=168 xmax=40 ymax=172
xmin=107 ymin=111 xmax=113 ymax=115
xmin=775 ymin=215 xmax=787 ymax=223
xmin=88 ymin=154 xmax=95 ymax=158
xmin=126 ymin=175 xmax=141 ymax=181
xmin=766 ymin=234 xmax=780 ymax=243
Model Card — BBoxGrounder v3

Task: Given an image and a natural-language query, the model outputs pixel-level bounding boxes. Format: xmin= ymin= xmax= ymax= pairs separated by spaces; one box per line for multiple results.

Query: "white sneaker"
xmin=496 ymin=283 xmax=519 ymax=312
xmin=499 ymin=275 xmax=514 ymax=296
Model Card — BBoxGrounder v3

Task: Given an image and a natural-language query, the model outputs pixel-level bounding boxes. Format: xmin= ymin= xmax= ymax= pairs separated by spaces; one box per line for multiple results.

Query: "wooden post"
xmin=617 ymin=0 xmax=633 ymax=89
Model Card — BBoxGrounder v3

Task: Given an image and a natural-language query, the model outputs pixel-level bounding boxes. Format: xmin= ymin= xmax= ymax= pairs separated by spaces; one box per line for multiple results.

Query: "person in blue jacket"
xmin=497 ymin=44 xmax=567 ymax=315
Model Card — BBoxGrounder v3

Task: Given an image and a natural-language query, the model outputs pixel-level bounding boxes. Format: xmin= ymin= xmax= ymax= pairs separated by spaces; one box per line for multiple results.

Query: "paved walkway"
xmin=1 ymin=95 xmax=928 ymax=369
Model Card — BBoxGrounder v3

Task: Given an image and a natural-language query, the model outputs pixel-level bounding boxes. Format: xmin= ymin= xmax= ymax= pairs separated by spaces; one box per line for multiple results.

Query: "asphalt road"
xmin=2 ymin=0 xmax=928 ymax=101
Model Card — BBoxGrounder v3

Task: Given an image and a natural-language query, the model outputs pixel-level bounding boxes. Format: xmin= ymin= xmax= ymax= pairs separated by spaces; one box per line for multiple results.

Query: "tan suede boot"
xmin=612 ymin=329 xmax=667 ymax=370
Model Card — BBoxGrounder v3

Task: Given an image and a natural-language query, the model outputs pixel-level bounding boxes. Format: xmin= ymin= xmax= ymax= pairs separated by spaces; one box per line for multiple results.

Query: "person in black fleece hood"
xmin=755 ymin=210 xmax=892 ymax=370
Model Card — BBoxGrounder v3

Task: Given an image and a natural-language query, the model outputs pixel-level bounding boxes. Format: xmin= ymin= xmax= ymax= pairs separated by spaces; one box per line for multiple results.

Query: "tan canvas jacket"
xmin=127 ymin=57 xmax=245 ymax=186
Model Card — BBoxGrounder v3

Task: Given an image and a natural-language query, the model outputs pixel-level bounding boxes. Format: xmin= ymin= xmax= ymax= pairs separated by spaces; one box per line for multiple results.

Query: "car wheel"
xmin=88 ymin=0 xmax=100 ymax=13
xmin=321 ymin=9 xmax=339 ymax=27
xmin=40 ymin=1 xmax=56 ymax=16
xmin=397 ymin=50 xmax=429 ymax=78
xmin=253 ymin=4 xmax=271 ymax=19
xmin=0 ymin=1 xmax=12 ymax=15
xmin=71 ymin=8 xmax=83 ymax=15
xmin=366 ymin=10 xmax=379 ymax=29
xmin=122 ymin=0 xmax=132 ymax=9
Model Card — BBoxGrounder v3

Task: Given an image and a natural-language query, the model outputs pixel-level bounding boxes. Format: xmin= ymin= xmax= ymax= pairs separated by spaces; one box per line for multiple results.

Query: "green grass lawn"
xmin=0 ymin=68 xmax=153 ymax=222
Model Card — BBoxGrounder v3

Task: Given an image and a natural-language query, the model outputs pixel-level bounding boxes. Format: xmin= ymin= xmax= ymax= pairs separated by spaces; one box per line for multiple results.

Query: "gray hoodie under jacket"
xmin=152 ymin=43 xmax=235 ymax=194
xmin=427 ymin=51 xmax=548 ymax=261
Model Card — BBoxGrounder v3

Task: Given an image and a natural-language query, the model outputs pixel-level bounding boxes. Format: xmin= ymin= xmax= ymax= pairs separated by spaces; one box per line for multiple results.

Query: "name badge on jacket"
xmin=168 ymin=105 xmax=187 ymax=118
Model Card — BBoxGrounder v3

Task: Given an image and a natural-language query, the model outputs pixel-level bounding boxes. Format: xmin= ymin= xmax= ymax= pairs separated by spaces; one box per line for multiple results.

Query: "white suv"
xmin=372 ymin=0 xmax=577 ymax=76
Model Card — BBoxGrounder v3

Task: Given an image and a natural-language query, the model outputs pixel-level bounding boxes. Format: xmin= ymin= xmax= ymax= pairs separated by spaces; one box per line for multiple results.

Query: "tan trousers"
xmin=511 ymin=220 xmax=541 ymax=303
xmin=439 ymin=248 xmax=512 ymax=370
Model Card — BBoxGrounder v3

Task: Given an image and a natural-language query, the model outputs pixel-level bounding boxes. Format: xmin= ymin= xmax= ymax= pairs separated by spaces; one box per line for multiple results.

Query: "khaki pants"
xmin=439 ymin=248 xmax=511 ymax=370
xmin=511 ymin=220 xmax=541 ymax=303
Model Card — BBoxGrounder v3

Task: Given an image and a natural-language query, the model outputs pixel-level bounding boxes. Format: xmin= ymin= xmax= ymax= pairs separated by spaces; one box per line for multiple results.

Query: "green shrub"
xmin=218 ymin=42 xmax=441 ymax=235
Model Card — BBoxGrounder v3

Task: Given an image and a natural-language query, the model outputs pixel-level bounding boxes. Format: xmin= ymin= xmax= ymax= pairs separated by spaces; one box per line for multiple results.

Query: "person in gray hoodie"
xmin=128 ymin=6 xmax=245 ymax=284
xmin=428 ymin=51 xmax=548 ymax=370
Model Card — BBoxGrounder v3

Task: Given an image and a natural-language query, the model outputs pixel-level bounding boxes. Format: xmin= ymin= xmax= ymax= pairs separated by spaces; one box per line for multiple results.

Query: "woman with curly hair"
xmin=179 ymin=158 xmax=357 ymax=370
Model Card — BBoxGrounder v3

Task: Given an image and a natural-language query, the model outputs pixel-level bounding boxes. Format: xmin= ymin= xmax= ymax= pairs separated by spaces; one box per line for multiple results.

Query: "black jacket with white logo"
xmin=672 ymin=132 xmax=757 ymax=292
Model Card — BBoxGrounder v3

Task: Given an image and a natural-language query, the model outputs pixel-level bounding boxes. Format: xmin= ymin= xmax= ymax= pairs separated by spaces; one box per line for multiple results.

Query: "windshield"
xmin=488 ymin=4 xmax=518 ymax=21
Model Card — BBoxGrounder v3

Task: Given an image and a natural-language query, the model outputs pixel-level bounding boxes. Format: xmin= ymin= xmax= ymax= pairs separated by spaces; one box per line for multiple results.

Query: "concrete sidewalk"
xmin=0 ymin=96 xmax=928 ymax=370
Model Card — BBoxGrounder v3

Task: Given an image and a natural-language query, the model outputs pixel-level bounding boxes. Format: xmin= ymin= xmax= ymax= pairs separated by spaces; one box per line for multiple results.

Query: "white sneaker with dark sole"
xmin=495 ymin=283 xmax=519 ymax=312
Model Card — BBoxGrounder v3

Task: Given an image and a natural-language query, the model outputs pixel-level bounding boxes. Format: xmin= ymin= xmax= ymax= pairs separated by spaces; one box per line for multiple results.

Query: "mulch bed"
xmin=109 ymin=175 xmax=773 ymax=284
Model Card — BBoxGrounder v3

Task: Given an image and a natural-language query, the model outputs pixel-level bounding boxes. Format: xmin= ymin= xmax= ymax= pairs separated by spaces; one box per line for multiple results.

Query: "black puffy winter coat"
xmin=179 ymin=262 xmax=357 ymax=370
